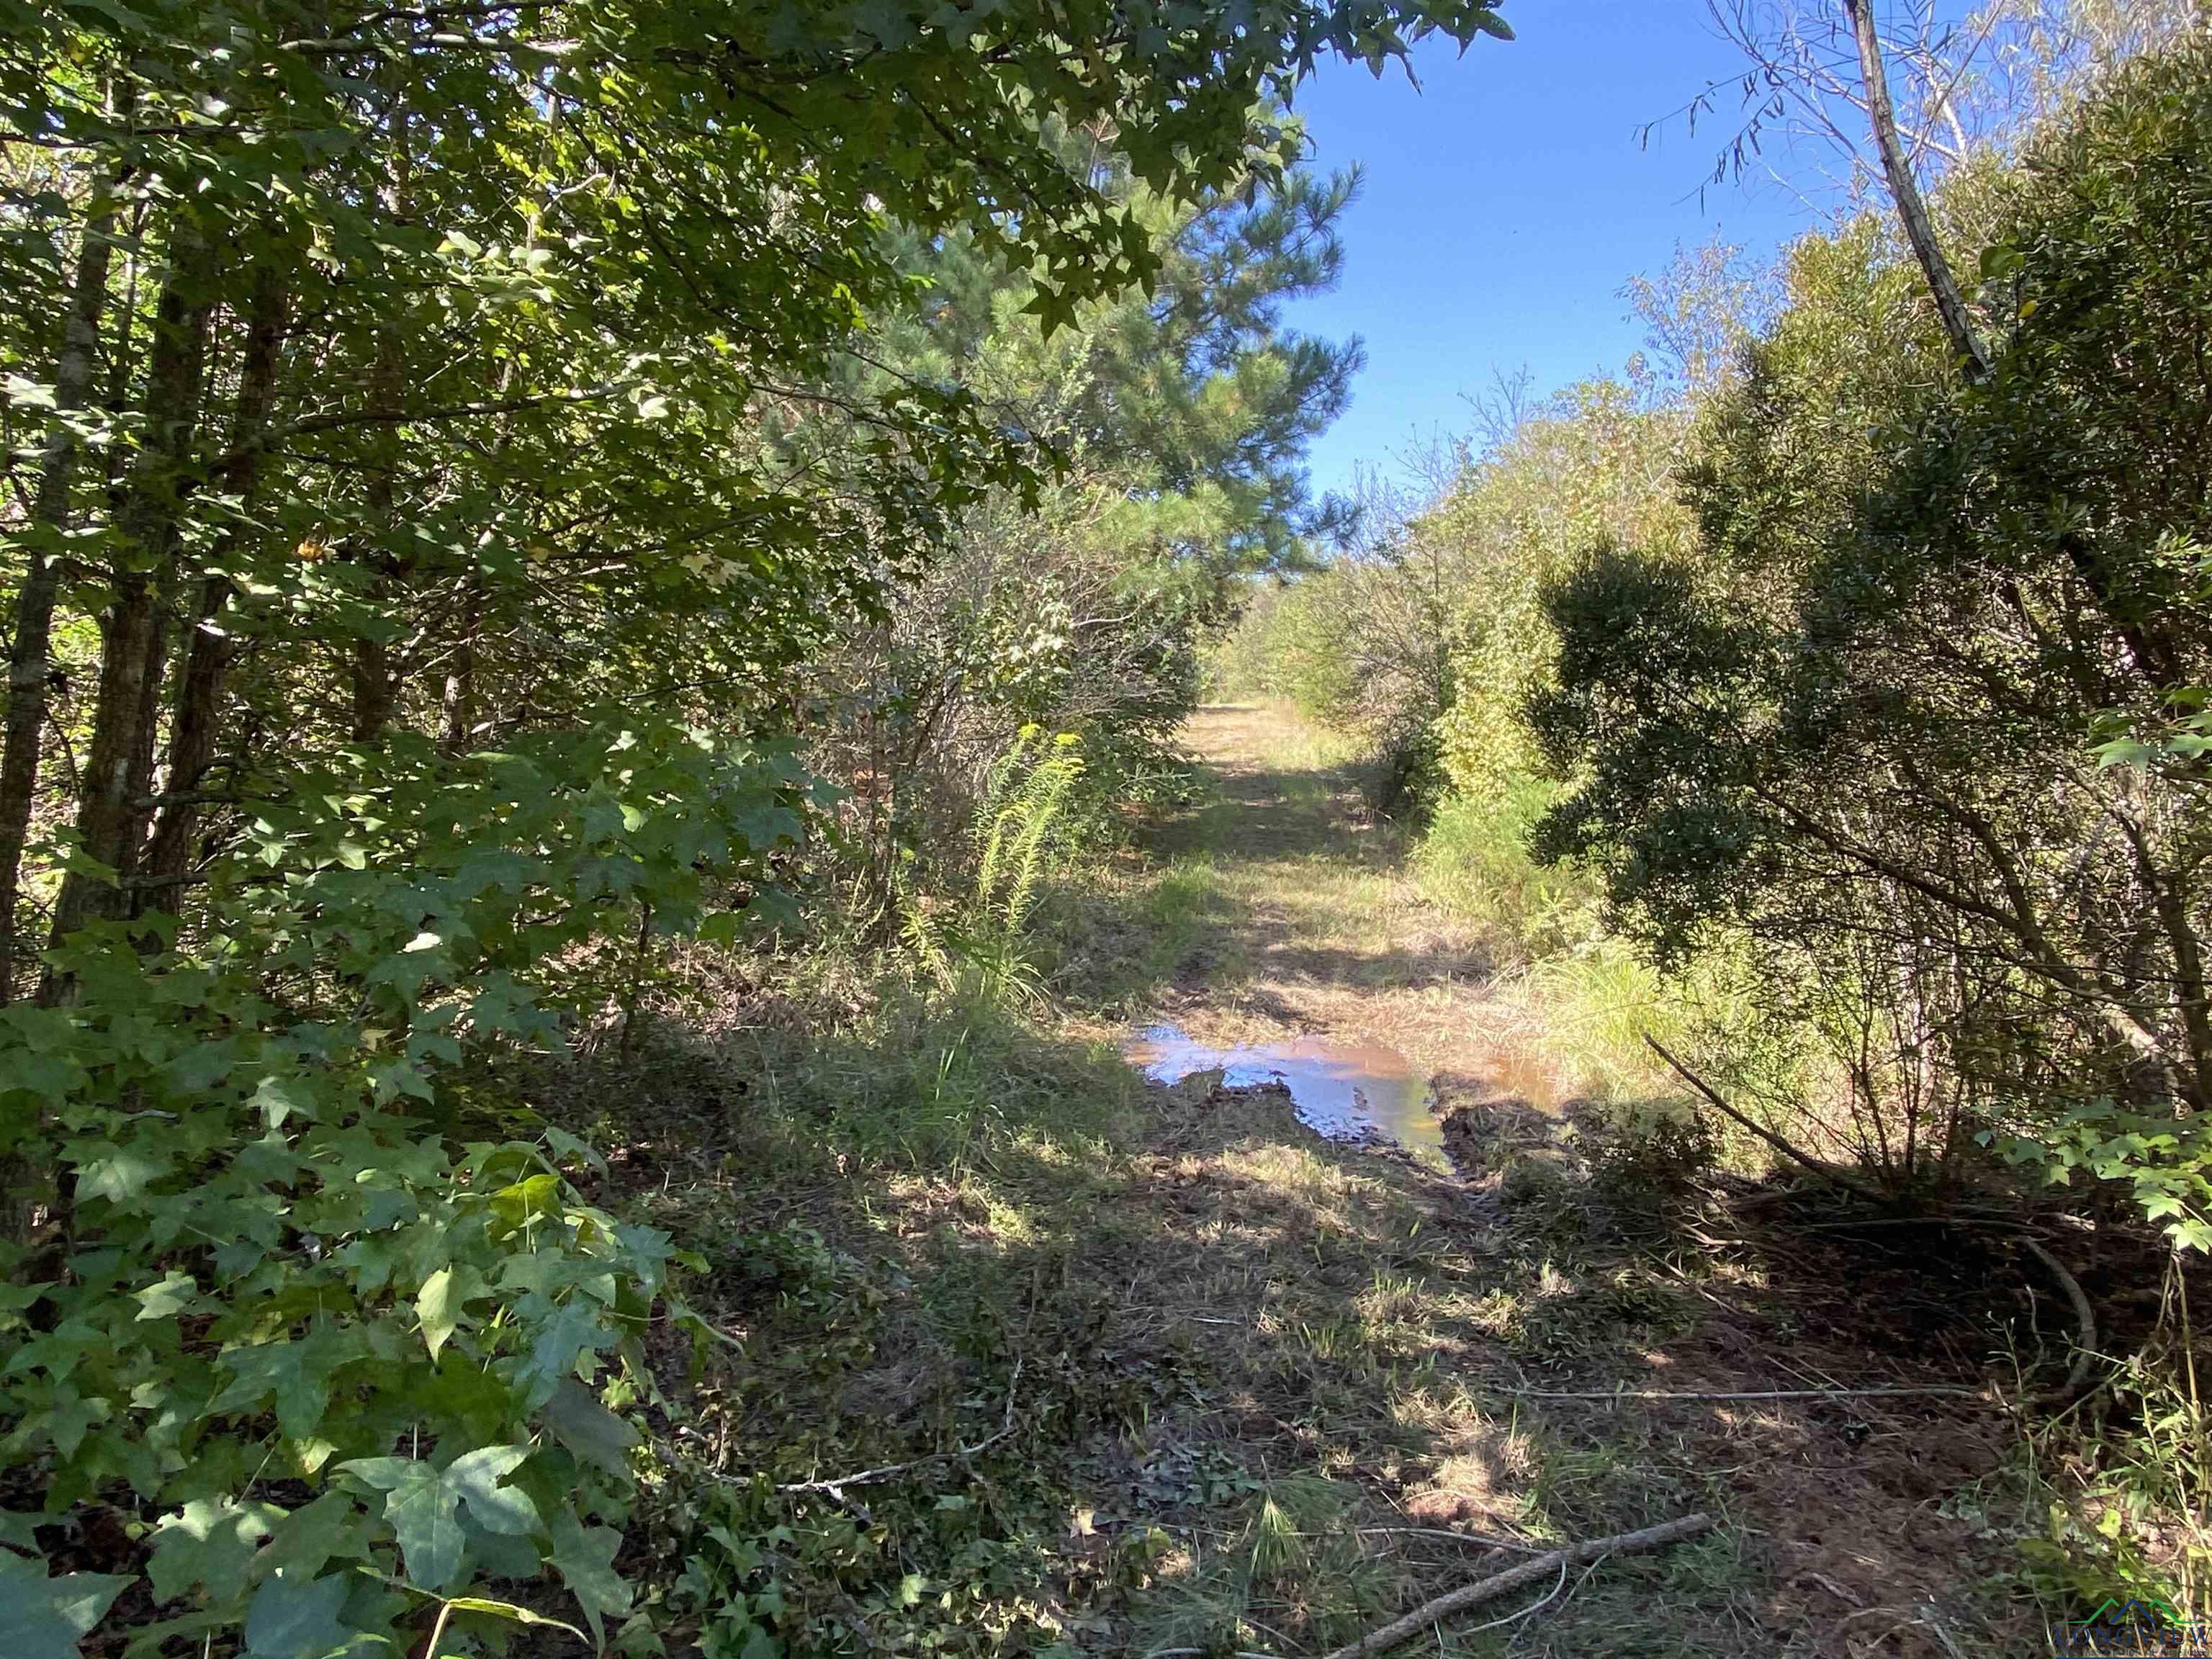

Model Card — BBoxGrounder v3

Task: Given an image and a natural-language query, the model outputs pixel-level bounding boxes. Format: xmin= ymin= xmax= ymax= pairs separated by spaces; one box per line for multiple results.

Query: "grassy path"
xmin=1062 ymin=705 xmax=1532 ymax=1105
xmin=1045 ymin=704 xmax=2026 ymax=1657
xmin=614 ymin=703 xmax=2033 ymax=1658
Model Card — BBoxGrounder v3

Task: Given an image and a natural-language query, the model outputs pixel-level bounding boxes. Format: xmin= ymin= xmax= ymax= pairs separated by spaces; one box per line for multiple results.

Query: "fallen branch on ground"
xmin=2019 ymin=1236 xmax=2098 ymax=1408
xmin=1512 ymin=1385 xmax=1981 ymax=1403
xmin=1357 ymin=1526 xmax=1546 ymax=1552
xmin=1318 ymin=1512 xmax=1716 ymax=1659
xmin=1645 ymin=1038 xmax=1888 ymax=1205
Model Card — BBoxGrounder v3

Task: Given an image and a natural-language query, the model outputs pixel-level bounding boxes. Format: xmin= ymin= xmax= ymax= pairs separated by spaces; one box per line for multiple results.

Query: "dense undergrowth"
xmin=522 ymin=721 xmax=2031 ymax=1658
xmin=508 ymin=696 xmax=2212 ymax=1658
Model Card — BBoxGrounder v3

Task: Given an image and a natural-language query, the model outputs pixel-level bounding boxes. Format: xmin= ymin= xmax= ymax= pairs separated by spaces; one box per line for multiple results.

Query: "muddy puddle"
xmin=1125 ymin=1024 xmax=1445 ymax=1159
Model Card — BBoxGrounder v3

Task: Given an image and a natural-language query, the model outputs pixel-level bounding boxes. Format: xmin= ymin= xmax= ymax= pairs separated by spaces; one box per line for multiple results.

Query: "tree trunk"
xmin=99 ymin=210 xmax=144 ymax=503
xmin=140 ymin=264 xmax=292 ymax=903
xmin=439 ymin=579 xmax=482 ymax=753
xmin=351 ymin=85 xmax=413 ymax=745
xmin=0 ymin=163 xmax=123 ymax=1002
xmin=45 ymin=225 xmax=218 ymax=963
xmin=1843 ymin=0 xmax=1990 ymax=382
xmin=114 ymin=572 xmax=179 ymax=896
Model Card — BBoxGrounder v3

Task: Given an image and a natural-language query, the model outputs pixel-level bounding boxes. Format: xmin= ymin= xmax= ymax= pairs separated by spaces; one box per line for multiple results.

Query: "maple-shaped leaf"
xmin=0 ymin=1550 xmax=132 ymax=1659
xmin=148 ymin=1496 xmax=284 ymax=1603
xmin=339 ymin=1445 xmax=537 ymax=1590
xmin=545 ymin=1506 xmax=631 ymax=1649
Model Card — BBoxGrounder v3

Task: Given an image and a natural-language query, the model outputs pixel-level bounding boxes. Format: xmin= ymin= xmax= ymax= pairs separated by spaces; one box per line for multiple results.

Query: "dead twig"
xmin=1317 ymin=1512 xmax=1717 ymax=1659
xmin=776 ymin=1357 xmax=1023 ymax=1500
xmin=2020 ymin=1236 xmax=2098 ymax=1408
xmin=1514 ymin=1385 xmax=1981 ymax=1403
xmin=1462 ymin=1553 xmax=1568 ymax=1637
xmin=1645 ymin=1038 xmax=1889 ymax=1205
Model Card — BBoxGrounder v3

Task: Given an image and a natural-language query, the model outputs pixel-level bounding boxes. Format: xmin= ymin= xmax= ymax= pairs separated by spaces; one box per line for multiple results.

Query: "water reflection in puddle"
xmin=1124 ymin=1023 xmax=1444 ymax=1159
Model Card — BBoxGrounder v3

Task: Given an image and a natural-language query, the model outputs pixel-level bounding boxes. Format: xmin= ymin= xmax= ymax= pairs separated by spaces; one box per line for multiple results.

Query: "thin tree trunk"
xmin=439 ymin=578 xmax=482 ymax=753
xmin=351 ymin=86 xmax=412 ymax=745
xmin=114 ymin=559 xmax=186 ymax=896
xmin=439 ymin=307 xmax=529 ymax=756
xmin=46 ymin=225 xmax=218 ymax=962
xmin=100 ymin=217 xmax=143 ymax=501
xmin=0 ymin=160 xmax=125 ymax=1002
xmin=1843 ymin=0 xmax=1990 ymax=382
xmin=140 ymin=263 xmax=291 ymax=902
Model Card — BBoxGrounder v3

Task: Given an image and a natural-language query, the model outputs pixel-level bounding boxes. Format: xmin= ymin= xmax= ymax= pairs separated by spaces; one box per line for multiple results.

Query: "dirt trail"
xmin=612 ymin=702 xmax=2044 ymax=1658
xmin=1071 ymin=703 xmax=2036 ymax=1658
xmin=1117 ymin=703 xmax=1551 ymax=1137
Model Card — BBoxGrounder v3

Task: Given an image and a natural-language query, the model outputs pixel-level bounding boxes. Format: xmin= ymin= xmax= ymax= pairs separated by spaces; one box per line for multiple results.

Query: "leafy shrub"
xmin=1531 ymin=35 xmax=2212 ymax=1218
xmin=0 ymin=719 xmax=804 ymax=1650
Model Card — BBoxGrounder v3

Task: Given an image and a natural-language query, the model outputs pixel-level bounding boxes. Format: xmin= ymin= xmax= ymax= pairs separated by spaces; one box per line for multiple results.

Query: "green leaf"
xmin=134 ymin=1271 xmax=199 ymax=1323
xmin=244 ymin=1569 xmax=352 ymax=1658
xmin=1020 ymin=282 xmax=1079 ymax=339
xmin=4 ymin=374 xmax=57 ymax=410
xmin=209 ymin=1323 xmax=365 ymax=1440
xmin=38 ymin=1393 xmax=112 ymax=1457
xmin=341 ymin=1461 xmax=463 ymax=1591
xmin=516 ymin=1299 xmax=611 ymax=1408
xmin=260 ymin=1492 xmax=368 ymax=1585
xmin=341 ymin=1446 xmax=534 ymax=1590
xmin=545 ymin=1507 xmax=631 ymax=1649
xmin=541 ymin=1379 xmax=640 ymax=1475
xmin=488 ymin=1172 xmax=561 ymax=1233
xmin=415 ymin=1265 xmax=488 ymax=1361
xmin=0 ymin=1550 xmax=133 ymax=1659
xmin=149 ymin=1497 xmax=282 ymax=1604
xmin=76 ymin=1147 xmax=169 ymax=1208
xmin=2172 ymin=1217 xmax=2212 ymax=1254
xmin=446 ymin=1444 xmax=539 ymax=1537
xmin=251 ymin=1075 xmax=315 ymax=1129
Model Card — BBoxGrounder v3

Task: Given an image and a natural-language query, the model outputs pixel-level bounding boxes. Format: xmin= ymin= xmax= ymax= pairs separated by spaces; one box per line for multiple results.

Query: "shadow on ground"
xmin=538 ymin=704 xmax=2051 ymax=1657
xmin=549 ymin=1010 xmax=2044 ymax=1655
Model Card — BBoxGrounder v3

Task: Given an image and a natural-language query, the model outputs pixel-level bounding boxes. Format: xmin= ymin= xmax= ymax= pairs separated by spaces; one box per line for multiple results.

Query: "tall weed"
xmin=1416 ymin=771 xmax=1599 ymax=957
xmin=903 ymin=727 xmax=1085 ymax=1012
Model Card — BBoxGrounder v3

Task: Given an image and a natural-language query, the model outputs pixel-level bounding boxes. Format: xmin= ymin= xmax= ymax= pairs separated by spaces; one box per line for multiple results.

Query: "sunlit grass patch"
xmin=1415 ymin=771 xmax=1600 ymax=956
xmin=582 ymin=697 xmax=2032 ymax=1658
xmin=1128 ymin=1472 xmax=1411 ymax=1658
xmin=1401 ymin=1425 xmax=1543 ymax=1529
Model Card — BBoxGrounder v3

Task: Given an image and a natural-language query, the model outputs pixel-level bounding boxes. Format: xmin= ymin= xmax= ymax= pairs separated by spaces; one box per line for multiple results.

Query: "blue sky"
xmin=1285 ymin=4 xmax=1817 ymax=502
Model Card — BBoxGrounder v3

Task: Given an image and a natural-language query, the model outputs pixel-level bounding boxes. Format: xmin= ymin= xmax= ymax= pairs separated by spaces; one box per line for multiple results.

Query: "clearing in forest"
xmin=618 ymin=701 xmax=2047 ymax=1658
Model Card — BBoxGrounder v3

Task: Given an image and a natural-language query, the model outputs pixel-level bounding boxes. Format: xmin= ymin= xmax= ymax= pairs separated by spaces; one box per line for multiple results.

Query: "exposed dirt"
xmin=1100 ymin=704 xmax=2044 ymax=1656
xmin=572 ymin=701 xmax=2065 ymax=1657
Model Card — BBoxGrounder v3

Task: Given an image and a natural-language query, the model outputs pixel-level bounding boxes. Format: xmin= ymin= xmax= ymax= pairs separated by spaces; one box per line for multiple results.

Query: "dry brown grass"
xmin=575 ymin=701 xmax=2046 ymax=1658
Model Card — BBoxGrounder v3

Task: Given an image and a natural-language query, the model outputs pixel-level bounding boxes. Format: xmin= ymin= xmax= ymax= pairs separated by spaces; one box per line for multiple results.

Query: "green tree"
xmin=817 ymin=138 xmax=1382 ymax=900
xmin=1532 ymin=32 xmax=2212 ymax=1210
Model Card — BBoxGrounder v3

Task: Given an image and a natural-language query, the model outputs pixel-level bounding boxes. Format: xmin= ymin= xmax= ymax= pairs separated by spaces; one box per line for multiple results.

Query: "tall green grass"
xmin=1415 ymin=768 xmax=1755 ymax=1113
xmin=904 ymin=727 xmax=1086 ymax=1012
xmin=1415 ymin=770 xmax=1598 ymax=957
